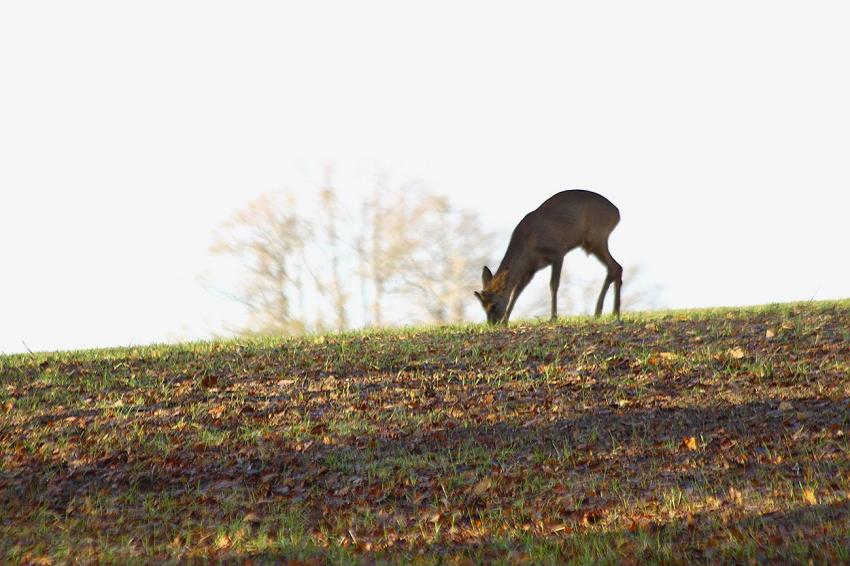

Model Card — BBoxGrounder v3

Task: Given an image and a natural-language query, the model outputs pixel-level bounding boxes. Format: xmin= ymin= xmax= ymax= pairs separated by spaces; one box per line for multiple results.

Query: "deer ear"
xmin=473 ymin=291 xmax=483 ymax=302
xmin=482 ymin=266 xmax=493 ymax=286
xmin=491 ymin=270 xmax=508 ymax=292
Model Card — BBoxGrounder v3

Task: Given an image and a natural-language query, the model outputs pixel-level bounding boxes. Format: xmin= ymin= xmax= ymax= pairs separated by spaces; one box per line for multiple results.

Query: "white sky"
xmin=1 ymin=1 xmax=849 ymax=354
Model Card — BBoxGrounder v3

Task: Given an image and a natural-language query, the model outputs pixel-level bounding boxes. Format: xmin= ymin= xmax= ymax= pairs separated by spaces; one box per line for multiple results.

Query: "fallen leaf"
xmin=728 ymin=487 xmax=744 ymax=505
xmin=215 ymin=533 xmax=232 ymax=550
xmin=580 ymin=509 xmax=603 ymax=526
xmin=243 ymin=511 xmax=263 ymax=524
xmin=682 ymin=436 xmax=699 ymax=451
xmin=802 ymin=488 xmax=818 ymax=505
xmin=727 ymin=347 xmax=746 ymax=360
xmin=470 ymin=477 xmax=492 ymax=497
xmin=549 ymin=523 xmax=572 ymax=534
xmin=765 ymin=328 xmax=776 ymax=339
xmin=778 ymin=401 xmax=793 ymax=412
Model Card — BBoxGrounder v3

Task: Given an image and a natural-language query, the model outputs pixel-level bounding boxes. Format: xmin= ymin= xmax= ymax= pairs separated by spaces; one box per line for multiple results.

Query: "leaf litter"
xmin=1 ymin=301 xmax=849 ymax=563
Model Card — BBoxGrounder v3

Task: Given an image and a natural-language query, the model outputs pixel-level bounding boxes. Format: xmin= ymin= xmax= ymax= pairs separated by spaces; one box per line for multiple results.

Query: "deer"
xmin=474 ymin=190 xmax=623 ymax=324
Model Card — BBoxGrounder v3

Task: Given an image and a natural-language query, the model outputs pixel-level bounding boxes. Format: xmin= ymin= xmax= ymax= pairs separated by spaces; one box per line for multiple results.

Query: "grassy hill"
xmin=2 ymin=301 xmax=849 ymax=564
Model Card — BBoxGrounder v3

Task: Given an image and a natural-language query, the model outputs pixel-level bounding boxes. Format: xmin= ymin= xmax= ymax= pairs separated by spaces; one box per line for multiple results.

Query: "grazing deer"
xmin=474 ymin=190 xmax=622 ymax=324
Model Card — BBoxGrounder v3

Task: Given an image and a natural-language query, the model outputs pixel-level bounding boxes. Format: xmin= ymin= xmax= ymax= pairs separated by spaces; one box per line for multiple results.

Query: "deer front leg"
xmin=549 ymin=258 xmax=563 ymax=321
xmin=502 ymin=272 xmax=533 ymax=324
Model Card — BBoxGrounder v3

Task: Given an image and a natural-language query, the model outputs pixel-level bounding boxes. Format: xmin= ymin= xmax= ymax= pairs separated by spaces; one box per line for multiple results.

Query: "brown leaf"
xmin=802 ymin=488 xmax=818 ymax=505
xmin=727 ymin=347 xmax=746 ymax=360
xmin=728 ymin=486 xmax=744 ymax=505
xmin=778 ymin=401 xmax=793 ymax=412
xmin=580 ymin=509 xmax=603 ymax=526
xmin=215 ymin=533 xmax=233 ymax=550
xmin=649 ymin=352 xmax=679 ymax=365
xmin=470 ymin=477 xmax=492 ymax=497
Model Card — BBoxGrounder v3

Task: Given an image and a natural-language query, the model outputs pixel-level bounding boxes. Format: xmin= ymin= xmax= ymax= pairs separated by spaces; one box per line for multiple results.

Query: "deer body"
xmin=475 ymin=190 xmax=622 ymax=323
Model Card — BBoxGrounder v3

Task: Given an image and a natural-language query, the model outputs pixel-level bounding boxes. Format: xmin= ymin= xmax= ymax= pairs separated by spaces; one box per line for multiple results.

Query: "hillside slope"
xmin=2 ymin=301 xmax=849 ymax=564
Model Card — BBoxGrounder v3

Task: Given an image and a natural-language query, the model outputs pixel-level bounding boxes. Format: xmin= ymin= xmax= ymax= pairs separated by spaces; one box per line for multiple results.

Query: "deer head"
xmin=474 ymin=266 xmax=509 ymax=324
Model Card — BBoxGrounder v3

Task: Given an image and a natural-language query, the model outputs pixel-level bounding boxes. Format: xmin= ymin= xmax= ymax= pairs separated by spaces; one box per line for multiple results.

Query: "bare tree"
xmin=355 ymin=175 xmax=417 ymax=327
xmin=394 ymin=196 xmax=495 ymax=324
xmin=209 ymin=191 xmax=309 ymax=336
xmin=356 ymin=178 xmax=495 ymax=325
xmin=210 ymin=170 xmax=508 ymax=334
xmin=312 ymin=167 xmax=350 ymax=331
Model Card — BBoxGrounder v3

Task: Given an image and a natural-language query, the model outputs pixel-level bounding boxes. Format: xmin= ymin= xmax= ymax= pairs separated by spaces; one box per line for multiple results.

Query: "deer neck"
xmin=493 ymin=240 xmax=534 ymax=299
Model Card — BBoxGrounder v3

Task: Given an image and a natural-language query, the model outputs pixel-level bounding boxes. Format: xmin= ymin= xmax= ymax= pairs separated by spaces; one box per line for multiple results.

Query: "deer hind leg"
xmin=549 ymin=257 xmax=563 ymax=321
xmin=591 ymin=244 xmax=623 ymax=317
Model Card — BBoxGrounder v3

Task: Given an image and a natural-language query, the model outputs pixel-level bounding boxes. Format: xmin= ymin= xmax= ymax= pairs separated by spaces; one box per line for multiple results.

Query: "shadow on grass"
xmin=213 ymin=499 xmax=850 ymax=564
xmin=4 ymin=394 xmax=850 ymax=562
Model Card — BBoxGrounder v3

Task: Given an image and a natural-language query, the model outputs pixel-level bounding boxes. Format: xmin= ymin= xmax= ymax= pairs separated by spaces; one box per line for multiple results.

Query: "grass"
xmin=1 ymin=300 xmax=849 ymax=564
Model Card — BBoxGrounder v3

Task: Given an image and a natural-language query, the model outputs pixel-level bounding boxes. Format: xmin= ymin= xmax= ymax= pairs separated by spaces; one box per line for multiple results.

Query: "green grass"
xmin=1 ymin=300 xmax=849 ymax=564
